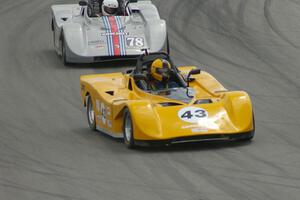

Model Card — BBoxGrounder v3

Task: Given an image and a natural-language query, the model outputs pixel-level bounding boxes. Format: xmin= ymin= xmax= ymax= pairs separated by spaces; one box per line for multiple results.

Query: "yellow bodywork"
xmin=80 ymin=66 xmax=254 ymax=141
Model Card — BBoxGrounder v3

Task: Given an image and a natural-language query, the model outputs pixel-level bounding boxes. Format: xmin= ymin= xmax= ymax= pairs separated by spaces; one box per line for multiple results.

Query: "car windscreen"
xmin=149 ymin=87 xmax=195 ymax=104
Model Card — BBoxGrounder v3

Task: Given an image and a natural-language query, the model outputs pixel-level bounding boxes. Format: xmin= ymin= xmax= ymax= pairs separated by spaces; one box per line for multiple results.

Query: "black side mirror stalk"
xmin=141 ymin=48 xmax=149 ymax=55
xmin=187 ymin=69 xmax=201 ymax=87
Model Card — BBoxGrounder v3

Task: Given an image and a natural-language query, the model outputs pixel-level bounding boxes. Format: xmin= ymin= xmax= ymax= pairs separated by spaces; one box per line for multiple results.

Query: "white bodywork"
xmin=51 ymin=0 xmax=167 ymax=63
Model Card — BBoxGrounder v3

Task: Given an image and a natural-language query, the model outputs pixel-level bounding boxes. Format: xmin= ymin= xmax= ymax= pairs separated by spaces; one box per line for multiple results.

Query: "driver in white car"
xmin=102 ymin=0 xmax=119 ymax=16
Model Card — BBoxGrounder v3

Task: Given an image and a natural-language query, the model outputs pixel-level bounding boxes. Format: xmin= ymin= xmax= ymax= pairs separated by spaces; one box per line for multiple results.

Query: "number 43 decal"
xmin=178 ymin=107 xmax=208 ymax=123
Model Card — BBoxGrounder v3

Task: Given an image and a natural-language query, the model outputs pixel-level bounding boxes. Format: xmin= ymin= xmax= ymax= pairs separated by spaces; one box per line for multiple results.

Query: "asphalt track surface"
xmin=1 ymin=0 xmax=300 ymax=199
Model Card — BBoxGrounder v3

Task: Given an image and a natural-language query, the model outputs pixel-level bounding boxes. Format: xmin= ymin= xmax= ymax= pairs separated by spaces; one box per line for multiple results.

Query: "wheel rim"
xmin=124 ymin=114 xmax=132 ymax=142
xmin=88 ymin=99 xmax=95 ymax=125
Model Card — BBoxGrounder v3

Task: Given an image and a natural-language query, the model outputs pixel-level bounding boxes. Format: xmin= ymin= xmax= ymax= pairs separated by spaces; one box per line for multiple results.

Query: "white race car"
xmin=51 ymin=0 xmax=169 ymax=65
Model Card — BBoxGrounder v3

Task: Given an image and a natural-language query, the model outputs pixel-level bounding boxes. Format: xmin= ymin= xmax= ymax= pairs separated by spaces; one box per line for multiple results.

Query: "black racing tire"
xmin=87 ymin=95 xmax=96 ymax=131
xmin=123 ymin=108 xmax=136 ymax=149
xmin=162 ymin=33 xmax=170 ymax=55
xmin=61 ymin=35 xmax=70 ymax=66
xmin=51 ymin=19 xmax=55 ymax=48
xmin=53 ymin=31 xmax=56 ymax=50
xmin=166 ymin=33 xmax=170 ymax=55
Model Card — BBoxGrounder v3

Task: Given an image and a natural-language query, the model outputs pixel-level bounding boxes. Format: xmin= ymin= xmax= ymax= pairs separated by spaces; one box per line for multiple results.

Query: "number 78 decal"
xmin=178 ymin=107 xmax=208 ymax=123
xmin=126 ymin=37 xmax=144 ymax=47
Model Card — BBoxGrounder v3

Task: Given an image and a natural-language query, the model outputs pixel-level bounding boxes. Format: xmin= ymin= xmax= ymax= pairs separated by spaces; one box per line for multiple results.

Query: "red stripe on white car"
xmin=108 ymin=16 xmax=121 ymax=56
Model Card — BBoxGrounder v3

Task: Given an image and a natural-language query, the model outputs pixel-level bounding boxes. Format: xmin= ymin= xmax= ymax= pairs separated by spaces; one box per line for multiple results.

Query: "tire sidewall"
xmin=123 ymin=108 xmax=135 ymax=148
xmin=61 ymin=36 xmax=69 ymax=65
xmin=162 ymin=32 xmax=170 ymax=55
xmin=52 ymin=24 xmax=56 ymax=49
xmin=87 ymin=96 xmax=96 ymax=131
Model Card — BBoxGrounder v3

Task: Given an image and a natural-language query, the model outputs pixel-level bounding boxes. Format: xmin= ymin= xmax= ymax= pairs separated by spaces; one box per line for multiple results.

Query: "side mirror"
xmin=129 ymin=0 xmax=138 ymax=2
xmin=187 ymin=69 xmax=201 ymax=86
xmin=188 ymin=69 xmax=201 ymax=76
xmin=133 ymin=74 xmax=147 ymax=81
xmin=79 ymin=0 xmax=88 ymax=6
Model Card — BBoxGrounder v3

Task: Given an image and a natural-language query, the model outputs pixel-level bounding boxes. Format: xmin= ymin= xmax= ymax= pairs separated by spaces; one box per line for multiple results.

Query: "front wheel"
xmin=123 ymin=108 xmax=135 ymax=149
xmin=87 ymin=95 xmax=96 ymax=131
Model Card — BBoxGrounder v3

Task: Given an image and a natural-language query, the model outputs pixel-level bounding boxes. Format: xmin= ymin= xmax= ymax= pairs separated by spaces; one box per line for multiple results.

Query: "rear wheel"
xmin=61 ymin=36 xmax=70 ymax=66
xmin=87 ymin=95 xmax=96 ymax=131
xmin=51 ymin=19 xmax=55 ymax=48
xmin=123 ymin=108 xmax=135 ymax=149
xmin=163 ymin=33 xmax=170 ymax=55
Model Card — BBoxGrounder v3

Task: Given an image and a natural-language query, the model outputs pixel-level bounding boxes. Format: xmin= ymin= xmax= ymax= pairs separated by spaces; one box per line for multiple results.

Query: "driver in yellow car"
xmin=149 ymin=59 xmax=179 ymax=90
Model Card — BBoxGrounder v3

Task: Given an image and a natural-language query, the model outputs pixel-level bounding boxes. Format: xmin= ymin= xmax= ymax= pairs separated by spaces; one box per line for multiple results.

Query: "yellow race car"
xmin=80 ymin=52 xmax=255 ymax=148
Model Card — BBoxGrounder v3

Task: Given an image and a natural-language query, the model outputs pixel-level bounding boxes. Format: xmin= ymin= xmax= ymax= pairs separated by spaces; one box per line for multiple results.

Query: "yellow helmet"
xmin=151 ymin=59 xmax=172 ymax=82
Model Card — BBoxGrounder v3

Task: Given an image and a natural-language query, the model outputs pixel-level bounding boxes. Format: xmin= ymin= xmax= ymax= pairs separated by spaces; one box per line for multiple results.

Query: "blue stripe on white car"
xmin=102 ymin=16 xmax=114 ymax=56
